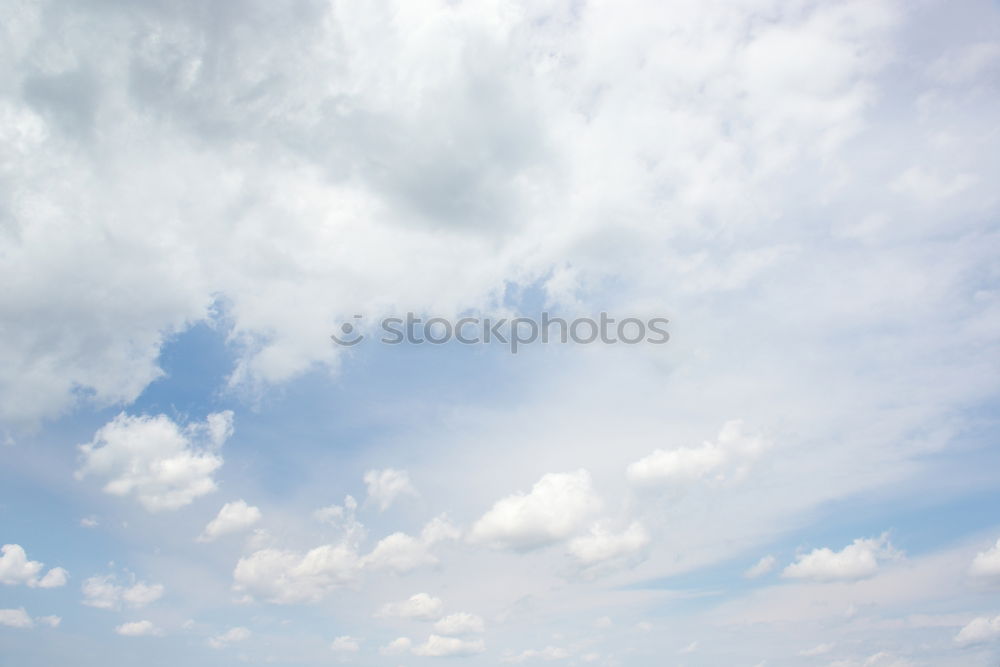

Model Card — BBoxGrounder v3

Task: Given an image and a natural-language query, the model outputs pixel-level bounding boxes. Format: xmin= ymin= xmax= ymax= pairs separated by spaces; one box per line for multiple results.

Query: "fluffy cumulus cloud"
xmin=198 ymin=500 xmax=262 ymax=542
xmin=330 ymin=635 xmax=361 ymax=653
xmin=364 ymin=515 xmax=460 ymax=573
xmin=233 ymin=544 xmax=361 ymax=605
xmin=470 ymin=470 xmax=601 ymax=550
xmin=434 ymin=612 xmax=486 ymax=635
xmin=364 ymin=468 xmax=417 ymax=511
xmin=567 ymin=521 xmax=650 ymax=568
xmin=970 ymin=538 xmax=1000 ymax=577
xmin=783 ymin=534 xmax=901 ymax=582
xmin=75 ymin=412 xmax=232 ymax=511
xmin=81 ymin=575 xmax=164 ymax=610
xmin=412 ymin=634 xmax=486 ymax=657
xmin=115 ymin=620 xmax=161 ymax=637
xmin=208 ymin=627 xmax=251 ymax=649
xmin=0 ymin=544 xmax=68 ymax=588
xmin=380 ymin=637 xmax=413 ymax=656
xmin=233 ymin=510 xmax=458 ymax=604
xmin=377 ymin=593 xmax=445 ymax=621
xmin=627 ymin=420 xmax=769 ymax=486
xmin=0 ymin=608 xmax=35 ymax=629
xmin=0 ymin=609 xmax=58 ymax=630
xmin=955 ymin=615 xmax=1000 ymax=646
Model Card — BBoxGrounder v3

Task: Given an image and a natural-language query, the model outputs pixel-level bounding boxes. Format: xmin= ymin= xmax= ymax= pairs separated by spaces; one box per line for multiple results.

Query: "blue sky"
xmin=3 ymin=0 xmax=1000 ymax=665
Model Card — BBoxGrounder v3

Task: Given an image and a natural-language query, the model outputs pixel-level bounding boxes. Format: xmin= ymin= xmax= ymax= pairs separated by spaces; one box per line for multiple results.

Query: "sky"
xmin=2 ymin=0 xmax=1000 ymax=665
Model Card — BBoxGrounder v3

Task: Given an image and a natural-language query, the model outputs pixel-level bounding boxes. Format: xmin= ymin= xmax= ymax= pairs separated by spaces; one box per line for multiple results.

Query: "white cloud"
xmin=198 ymin=500 xmax=262 ymax=542
xmin=783 ymin=534 xmax=901 ymax=582
xmin=377 ymin=593 xmax=444 ymax=621
xmin=313 ymin=495 xmax=366 ymax=546
xmin=434 ymin=612 xmax=485 ymax=635
xmin=380 ymin=637 xmax=412 ymax=656
xmin=627 ymin=420 xmax=768 ymax=486
xmin=800 ymin=642 xmax=834 ymax=656
xmin=115 ymin=620 xmax=161 ymax=637
xmin=80 ymin=516 xmax=98 ymax=528
xmin=81 ymin=575 xmax=164 ymax=610
xmin=76 ymin=411 xmax=232 ymax=512
xmin=744 ymin=555 xmax=777 ymax=579
xmin=567 ymin=521 xmax=649 ymax=567
xmin=364 ymin=515 xmax=459 ymax=573
xmin=970 ymin=538 xmax=1000 ymax=577
xmin=233 ymin=544 xmax=361 ymax=604
xmin=0 ymin=609 xmax=61 ymax=630
xmin=232 ymin=514 xmax=456 ymax=603
xmin=470 ymin=470 xmax=601 ymax=550
xmin=208 ymin=626 xmax=251 ymax=649
xmin=955 ymin=614 xmax=1000 ymax=646
xmin=412 ymin=634 xmax=486 ymax=657
xmin=330 ymin=635 xmax=360 ymax=652
xmin=0 ymin=545 xmax=67 ymax=588
xmin=364 ymin=468 xmax=417 ymax=511
xmin=0 ymin=608 xmax=34 ymax=629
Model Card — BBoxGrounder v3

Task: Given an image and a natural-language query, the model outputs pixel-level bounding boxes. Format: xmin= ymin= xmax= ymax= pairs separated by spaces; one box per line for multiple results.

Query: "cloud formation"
xmin=198 ymin=500 xmax=262 ymax=542
xmin=0 ymin=544 xmax=67 ymax=588
xmin=470 ymin=470 xmax=601 ymax=550
xmin=783 ymin=534 xmax=901 ymax=582
xmin=76 ymin=412 xmax=232 ymax=512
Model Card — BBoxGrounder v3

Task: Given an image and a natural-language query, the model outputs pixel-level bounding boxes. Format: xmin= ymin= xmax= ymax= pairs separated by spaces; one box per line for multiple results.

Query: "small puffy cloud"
xmin=76 ymin=411 xmax=232 ymax=512
xmin=470 ymin=470 xmax=601 ymax=551
xmin=80 ymin=516 xmax=99 ymax=528
xmin=412 ymin=634 xmax=485 ymax=657
xmin=115 ymin=620 xmax=161 ymax=637
xmin=567 ymin=521 xmax=649 ymax=567
xmin=209 ymin=626 xmax=251 ymax=649
xmin=783 ymin=534 xmax=900 ymax=582
xmin=0 ymin=544 xmax=68 ymax=588
xmin=434 ymin=612 xmax=485 ymax=635
xmin=233 ymin=544 xmax=361 ymax=604
xmin=503 ymin=646 xmax=571 ymax=662
xmin=364 ymin=468 xmax=417 ymax=511
xmin=744 ymin=555 xmax=777 ymax=579
xmin=377 ymin=593 xmax=444 ymax=621
xmin=955 ymin=615 xmax=1000 ymax=646
xmin=364 ymin=515 xmax=460 ymax=573
xmin=81 ymin=575 xmax=164 ymax=610
xmin=800 ymin=642 xmax=834 ymax=656
xmin=627 ymin=420 xmax=769 ymax=486
xmin=0 ymin=608 xmax=34 ymax=629
xmin=970 ymin=538 xmax=1000 ymax=577
xmin=36 ymin=567 xmax=69 ymax=588
xmin=314 ymin=495 xmax=359 ymax=525
xmin=842 ymin=652 xmax=915 ymax=667
xmin=198 ymin=500 xmax=262 ymax=542
xmin=0 ymin=609 xmax=61 ymax=630
xmin=330 ymin=635 xmax=360 ymax=652
xmin=380 ymin=637 xmax=412 ymax=655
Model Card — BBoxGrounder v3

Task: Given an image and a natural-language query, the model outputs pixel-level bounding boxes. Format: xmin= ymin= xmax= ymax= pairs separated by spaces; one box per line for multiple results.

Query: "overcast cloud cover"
xmin=2 ymin=0 xmax=1000 ymax=665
